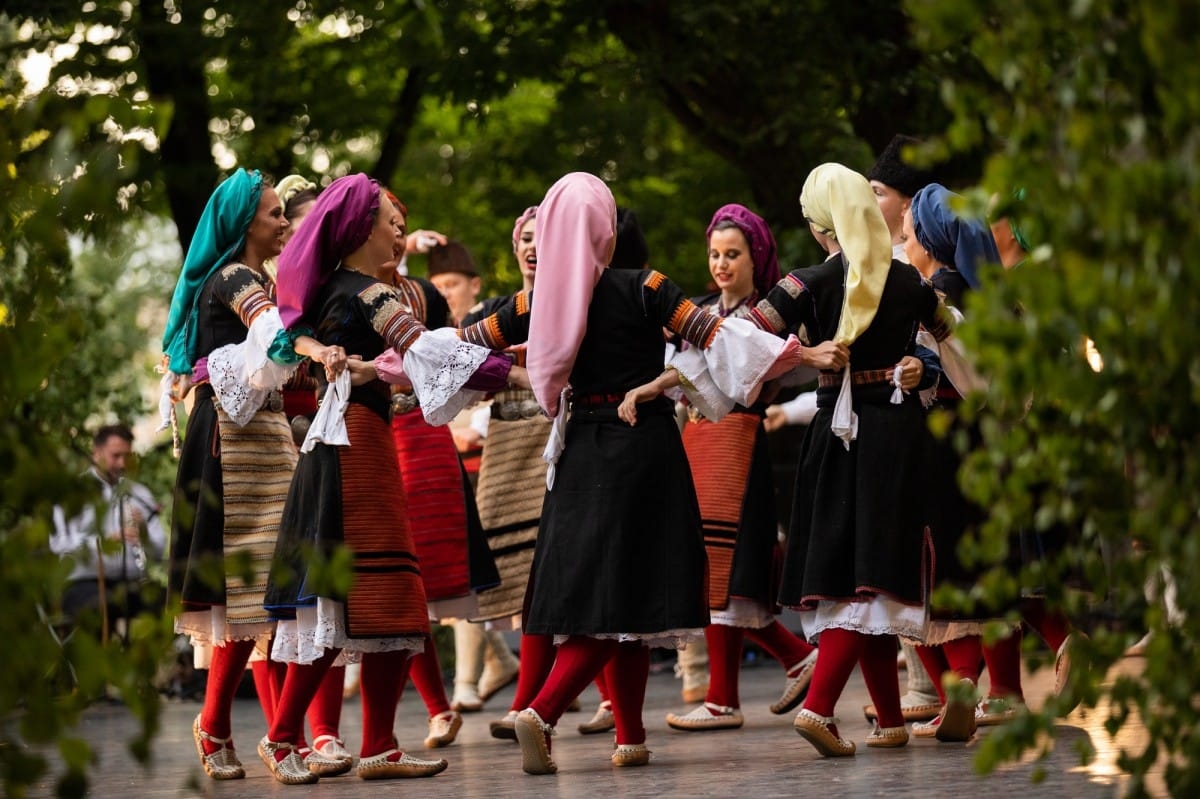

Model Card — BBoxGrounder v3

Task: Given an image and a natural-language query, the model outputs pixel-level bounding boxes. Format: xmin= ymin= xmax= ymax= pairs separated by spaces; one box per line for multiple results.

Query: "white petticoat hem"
xmin=710 ymin=597 xmax=776 ymax=629
xmin=428 ymin=594 xmax=479 ymax=624
xmin=551 ymin=627 xmax=706 ymax=650
xmin=175 ymin=608 xmax=274 ymax=669
xmin=271 ymin=598 xmax=425 ymax=664
xmin=799 ymin=596 xmax=928 ymax=643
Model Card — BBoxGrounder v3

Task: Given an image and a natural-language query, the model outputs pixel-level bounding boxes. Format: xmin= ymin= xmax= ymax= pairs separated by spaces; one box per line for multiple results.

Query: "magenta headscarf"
xmin=705 ymin=203 xmax=780 ymax=297
xmin=526 ymin=173 xmax=616 ymax=416
xmin=512 ymin=205 xmax=538 ymax=254
xmin=277 ymin=173 xmax=380 ymax=328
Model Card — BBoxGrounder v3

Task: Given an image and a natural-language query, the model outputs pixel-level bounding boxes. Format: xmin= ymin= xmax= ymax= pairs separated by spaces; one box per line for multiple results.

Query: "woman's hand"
xmin=405 ymin=229 xmax=448 ymax=255
xmin=895 ymin=355 xmax=924 ymax=391
xmin=802 ymin=341 xmax=850 ymax=371
xmin=618 ymin=382 xmax=661 ymax=426
xmin=311 ymin=344 xmax=348 ymax=380
xmin=763 ymin=404 xmax=788 ymax=433
xmin=506 ymin=364 xmax=531 ymax=390
xmin=347 ymin=357 xmax=380 ymax=388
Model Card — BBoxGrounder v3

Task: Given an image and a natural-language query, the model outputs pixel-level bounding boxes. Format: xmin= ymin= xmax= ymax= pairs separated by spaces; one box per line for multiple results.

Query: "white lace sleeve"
xmin=207 ymin=344 xmax=268 ymax=427
xmin=207 ymin=308 xmax=299 ymax=426
xmin=667 ymin=316 xmax=785 ymax=421
xmin=402 ymin=327 xmax=491 ymax=426
xmin=244 ymin=307 xmax=298 ymax=390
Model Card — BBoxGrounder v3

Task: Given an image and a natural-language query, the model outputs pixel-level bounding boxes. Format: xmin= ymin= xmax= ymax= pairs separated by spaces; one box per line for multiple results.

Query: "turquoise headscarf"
xmin=161 ymin=169 xmax=264 ymax=374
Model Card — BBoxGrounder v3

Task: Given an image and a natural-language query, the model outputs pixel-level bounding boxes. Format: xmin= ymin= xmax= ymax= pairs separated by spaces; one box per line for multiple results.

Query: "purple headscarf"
xmin=512 ymin=205 xmax=538 ymax=254
xmin=277 ymin=173 xmax=380 ymax=328
xmin=705 ymin=203 xmax=780 ymax=296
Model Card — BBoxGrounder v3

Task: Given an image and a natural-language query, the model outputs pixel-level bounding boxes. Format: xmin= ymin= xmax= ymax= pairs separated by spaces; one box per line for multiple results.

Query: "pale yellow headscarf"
xmin=799 ymin=163 xmax=893 ymax=345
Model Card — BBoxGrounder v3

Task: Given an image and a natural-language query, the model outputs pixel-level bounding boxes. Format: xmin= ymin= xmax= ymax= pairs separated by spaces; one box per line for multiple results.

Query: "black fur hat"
xmin=867 ymin=135 xmax=936 ymax=198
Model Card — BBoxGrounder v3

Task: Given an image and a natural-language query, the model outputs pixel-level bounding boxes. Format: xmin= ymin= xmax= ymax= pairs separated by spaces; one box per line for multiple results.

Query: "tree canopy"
xmin=4 ymin=1 xmax=1199 ymax=796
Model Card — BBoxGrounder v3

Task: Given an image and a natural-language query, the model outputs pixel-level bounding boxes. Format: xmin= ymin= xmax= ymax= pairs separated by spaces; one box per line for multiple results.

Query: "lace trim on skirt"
xmin=175 ymin=608 xmax=274 ymax=669
xmin=710 ymin=597 xmax=776 ymax=629
xmin=271 ymin=598 xmax=425 ymax=664
xmin=799 ymin=596 xmax=928 ymax=643
xmin=552 ymin=627 xmax=705 ymax=650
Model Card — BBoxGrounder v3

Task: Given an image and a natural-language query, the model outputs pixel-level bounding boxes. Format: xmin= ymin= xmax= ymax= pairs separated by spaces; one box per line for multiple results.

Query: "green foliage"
xmin=1 ymin=15 xmax=177 ymax=797
xmin=908 ymin=0 xmax=1200 ymax=794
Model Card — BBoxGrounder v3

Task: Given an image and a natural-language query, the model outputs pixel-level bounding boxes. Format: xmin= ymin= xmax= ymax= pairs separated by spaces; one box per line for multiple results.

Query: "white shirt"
xmin=50 ymin=468 xmax=167 ymax=583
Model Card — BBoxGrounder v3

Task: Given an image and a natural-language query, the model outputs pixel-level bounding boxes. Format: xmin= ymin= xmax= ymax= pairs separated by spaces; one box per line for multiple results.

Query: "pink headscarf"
xmin=277 ymin=173 xmax=380 ymax=328
xmin=526 ymin=173 xmax=616 ymax=416
xmin=512 ymin=205 xmax=538 ymax=254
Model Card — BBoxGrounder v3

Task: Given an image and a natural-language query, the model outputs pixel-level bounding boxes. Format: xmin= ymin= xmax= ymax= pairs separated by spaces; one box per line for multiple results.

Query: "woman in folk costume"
xmin=900 ymin=183 xmax=1009 ymax=742
xmin=465 ymin=206 xmax=569 ymax=740
xmin=161 ymin=169 xmax=348 ymax=781
xmin=239 ymin=173 xmax=359 ymax=778
xmin=743 ymin=163 xmax=955 ymax=756
xmin=460 ymin=171 xmax=810 ymax=774
xmin=258 ymin=173 xmax=520 ymax=784
xmin=383 ymin=192 xmax=501 ymax=750
xmin=905 ymin=185 xmax=1082 ymax=733
xmin=665 ymin=204 xmax=819 ymax=732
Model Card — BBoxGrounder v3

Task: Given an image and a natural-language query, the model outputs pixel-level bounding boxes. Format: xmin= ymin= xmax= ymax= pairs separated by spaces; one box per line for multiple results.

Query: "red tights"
xmin=981 ymin=628 xmax=1025 ymax=700
xmin=510 ymin=632 xmax=556 ymax=711
xmin=407 ymin=635 xmax=451 ymax=717
xmin=802 ymin=629 xmax=903 ymax=729
xmin=528 ymin=637 xmax=650 ymax=745
xmin=198 ymin=639 xmax=256 ymax=752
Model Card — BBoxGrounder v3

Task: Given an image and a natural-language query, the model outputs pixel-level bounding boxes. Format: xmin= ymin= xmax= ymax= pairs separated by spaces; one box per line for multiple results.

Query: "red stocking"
xmin=942 ymin=636 xmax=983 ymax=683
xmin=359 ymin=649 xmax=412 ymax=757
xmin=251 ymin=659 xmax=276 ymax=728
xmin=914 ymin=645 xmax=950 ymax=703
xmin=857 ymin=634 xmax=904 ymax=729
xmin=801 ymin=627 xmax=863 ymax=721
xmin=593 ymin=669 xmax=611 ymax=704
xmin=982 ymin=628 xmax=1025 ymax=700
xmin=307 ymin=665 xmax=346 ymax=741
xmin=268 ymin=648 xmax=339 ymax=747
xmin=705 ymin=624 xmax=745 ymax=709
xmin=1021 ymin=598 xmax=1070 ymax=653
xmin=528 ymin=636 xmax=617 ymax=727
xmin=605 ymin=642 xmax=650 ymax=745
xmin=510 ymin=633 xmax=556 ymax=711
xmin=408 ymin=635 xmax=451 ymax=717
xmin=199 ymin=638 xmax=257 ymax=749
xmin=746 ymin=619 xmax=815 ymax=673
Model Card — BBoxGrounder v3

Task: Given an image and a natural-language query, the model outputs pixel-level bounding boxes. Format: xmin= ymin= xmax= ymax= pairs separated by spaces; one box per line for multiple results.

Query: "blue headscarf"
xmin=161 ymin=169 xmax=264 ymax=374
xmin=910 ymin=183 xmax=999 ymax=290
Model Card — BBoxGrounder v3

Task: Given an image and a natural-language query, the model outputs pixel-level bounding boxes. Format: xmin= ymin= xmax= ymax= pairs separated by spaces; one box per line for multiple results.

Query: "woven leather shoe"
xmin=490 ymin=709 xmax=519 ymax=740
xmin=514 ymin=709 xmax=557 ymax=775
xmin=771 ymin=649 xmax=818 ymax=714
xmin=424 ymin=710 xmax=462 ymax=748
xmin=794 ymin=709 xmax=856 ymax=757
xmin=865 ymin=723 xmax=910 ymax=748
xmin=666 ymin=702 xmax=744 ymax=731
xmin=578 ymin=701 xmax=615 ymax=735
xmin=192 ymin=714 xmax=245 ymax=780
xmin=258 ymin=737 xmax=319 ymax=785
xmin=611 ymin=743 xmax=650 ymax=767
xmin=356 ymin=750 xmax=448 ymax=780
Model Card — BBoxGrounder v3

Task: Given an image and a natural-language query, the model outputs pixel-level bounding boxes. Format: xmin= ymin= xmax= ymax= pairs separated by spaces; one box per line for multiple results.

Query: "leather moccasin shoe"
xmin=356 ymin=750 xmax=448 ymax=780
xmin=514 ymin=709 xmax=557 ymax=775
xmin=612 ymin=743 xmax=651 ymax=767
xmin=794 ymin=709 xmax=856 ymax=757
xmin=771 ymin=649 xmax=818 ymax=715
xmin=192 ymin=714 xmax=245 ymax=780
xmin=665 ymin=702 xmax=744 ymax=732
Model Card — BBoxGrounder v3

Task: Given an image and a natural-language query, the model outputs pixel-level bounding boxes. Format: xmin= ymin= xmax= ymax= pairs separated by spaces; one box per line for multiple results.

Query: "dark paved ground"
xmin=18 ymin=648 xmax=1161 ymax=798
